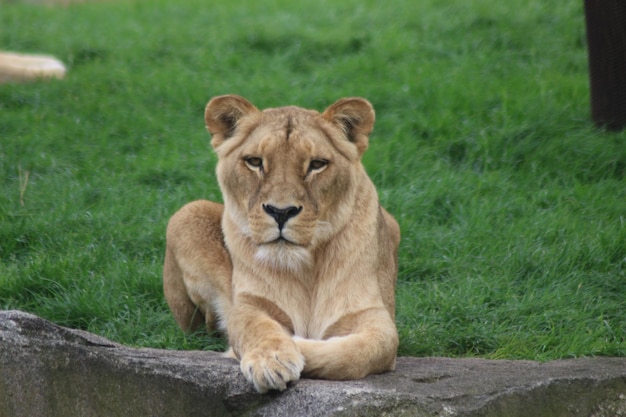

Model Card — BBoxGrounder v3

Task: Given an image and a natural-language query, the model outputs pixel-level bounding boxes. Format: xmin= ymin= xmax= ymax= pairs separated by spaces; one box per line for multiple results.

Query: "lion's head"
xmin=204 ymin=95 xmax=375 ymax=271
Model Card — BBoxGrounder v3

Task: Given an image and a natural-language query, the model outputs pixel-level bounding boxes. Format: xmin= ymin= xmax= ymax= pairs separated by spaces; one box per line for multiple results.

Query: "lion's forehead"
xmin=257 ymin=107 xmax=319 ymax=134
xmin=261 ymin=106 xmax=319 ymax=121
xmin=244 ymin=113 xmax=333 ymax=157
xmin=223 ymin=105 xmax=358 ymax=168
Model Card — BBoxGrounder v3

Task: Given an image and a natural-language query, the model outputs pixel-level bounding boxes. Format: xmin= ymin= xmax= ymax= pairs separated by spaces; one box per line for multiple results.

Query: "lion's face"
xmin=205 ymin=95 xmax=375 ymax=270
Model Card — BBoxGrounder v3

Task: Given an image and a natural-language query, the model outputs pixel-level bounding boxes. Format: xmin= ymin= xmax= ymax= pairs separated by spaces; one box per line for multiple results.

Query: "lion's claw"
xmin=240 ymin=348 xmax=304 ymax=393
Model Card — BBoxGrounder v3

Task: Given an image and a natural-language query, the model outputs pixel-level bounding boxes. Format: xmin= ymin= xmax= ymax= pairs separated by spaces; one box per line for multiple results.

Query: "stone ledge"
xmin=1 ymin=310 xmax=625 ymax=417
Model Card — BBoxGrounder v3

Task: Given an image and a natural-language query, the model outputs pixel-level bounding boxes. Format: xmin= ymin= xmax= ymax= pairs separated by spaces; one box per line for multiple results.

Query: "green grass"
xmin=1 ymin=0 xmax=624 ymax=359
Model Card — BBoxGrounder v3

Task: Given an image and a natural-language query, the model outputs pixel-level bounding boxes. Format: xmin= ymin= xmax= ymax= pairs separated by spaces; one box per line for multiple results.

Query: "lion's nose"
xmin=262 ymin=204 xmax=302 ymax=230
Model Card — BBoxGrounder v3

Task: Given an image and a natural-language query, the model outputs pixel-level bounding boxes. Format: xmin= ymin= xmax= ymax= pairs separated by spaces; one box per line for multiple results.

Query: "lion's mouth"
xmin=267 ymin=236 xmax=298 ymax=245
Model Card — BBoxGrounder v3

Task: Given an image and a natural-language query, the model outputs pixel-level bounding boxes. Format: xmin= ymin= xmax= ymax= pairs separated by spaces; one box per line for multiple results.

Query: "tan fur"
xmin=0 ymin=52 xmax=66 ymax=83
xmin=163 ymin=95 xmax=400 ymax=393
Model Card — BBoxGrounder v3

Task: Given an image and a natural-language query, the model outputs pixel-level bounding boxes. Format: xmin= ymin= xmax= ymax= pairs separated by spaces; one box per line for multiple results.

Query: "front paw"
xmin=240 ymin=343 xmax=305 ymax=393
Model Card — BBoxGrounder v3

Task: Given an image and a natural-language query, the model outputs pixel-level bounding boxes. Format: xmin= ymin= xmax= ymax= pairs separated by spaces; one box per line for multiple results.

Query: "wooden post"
xmin=584 ymin=0 xmax=626 ymax=131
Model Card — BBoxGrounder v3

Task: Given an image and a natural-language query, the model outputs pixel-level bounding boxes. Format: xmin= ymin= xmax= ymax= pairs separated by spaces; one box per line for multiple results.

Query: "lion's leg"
xmin=163 ymin=245 xmax=205 ymax=332
xmin=228 ymin=298 xmax=305 ymax=393
xmin=163 ymin=200 xmax=232 ymax=333
xmin=293 ymin=308 xmax=398 ymax=380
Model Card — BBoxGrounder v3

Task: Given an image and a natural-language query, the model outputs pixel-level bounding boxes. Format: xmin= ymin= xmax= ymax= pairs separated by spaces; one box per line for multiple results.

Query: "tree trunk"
xmin=584 ymin=0 xmax=626 ymax=131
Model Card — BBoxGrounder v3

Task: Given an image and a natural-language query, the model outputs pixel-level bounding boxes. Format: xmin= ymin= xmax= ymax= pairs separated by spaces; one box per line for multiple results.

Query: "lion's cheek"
xmin=311 ymin=170 xmax=354 ymax=217
xmin=310 ymin=188 xmax=354 ymax=235
xmin=218 ymin=159 xmax=260 ymax=198
xmin=219 ymin=164 xmax=263 ymax=223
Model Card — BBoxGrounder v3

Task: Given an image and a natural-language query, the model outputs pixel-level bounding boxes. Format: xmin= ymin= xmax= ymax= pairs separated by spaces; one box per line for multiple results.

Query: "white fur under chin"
xmin=255 ymin=244 xmax=312 ymax=273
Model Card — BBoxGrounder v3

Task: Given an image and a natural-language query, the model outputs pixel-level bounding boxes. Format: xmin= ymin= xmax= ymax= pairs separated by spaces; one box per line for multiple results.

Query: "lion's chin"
xmin=254 ymin=242 xmax=312 ymax=273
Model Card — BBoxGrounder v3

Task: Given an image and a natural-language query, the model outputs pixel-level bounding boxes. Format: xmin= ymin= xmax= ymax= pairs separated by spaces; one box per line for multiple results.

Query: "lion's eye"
xmin=244 ymin=157 xmax=263 ymax=169
xmin=308 ymin=159 xmax=328 ymax=172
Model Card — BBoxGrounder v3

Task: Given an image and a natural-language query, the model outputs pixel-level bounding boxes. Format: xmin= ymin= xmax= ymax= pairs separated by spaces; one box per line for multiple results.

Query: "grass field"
xmin=1 ymin=0 xmax=625 ymax=359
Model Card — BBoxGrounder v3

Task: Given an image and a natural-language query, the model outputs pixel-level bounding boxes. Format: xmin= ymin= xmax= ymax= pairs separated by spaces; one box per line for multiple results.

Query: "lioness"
xmin=163 ymin=95 xmax=400 ymax=393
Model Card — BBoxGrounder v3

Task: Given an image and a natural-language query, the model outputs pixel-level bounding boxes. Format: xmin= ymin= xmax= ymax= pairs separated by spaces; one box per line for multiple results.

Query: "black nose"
xmin=263 ymin=204 xmax=302 ymax=230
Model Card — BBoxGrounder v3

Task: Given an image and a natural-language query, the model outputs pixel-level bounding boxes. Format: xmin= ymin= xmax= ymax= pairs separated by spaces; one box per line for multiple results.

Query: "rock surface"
xmin=1 ymin=310 xmax=625 ymax=417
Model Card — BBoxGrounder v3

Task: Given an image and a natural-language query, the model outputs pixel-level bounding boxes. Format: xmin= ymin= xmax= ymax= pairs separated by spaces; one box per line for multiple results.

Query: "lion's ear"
xmin=322 ymin=97 xmax=375 ymax=156
xmin=204 ymin=95 xmax=259 ymax=148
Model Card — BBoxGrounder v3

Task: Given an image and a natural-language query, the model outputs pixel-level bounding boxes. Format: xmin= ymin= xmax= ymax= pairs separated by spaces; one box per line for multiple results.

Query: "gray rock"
xmin=1 ymin=310 xmax=625 ymax=417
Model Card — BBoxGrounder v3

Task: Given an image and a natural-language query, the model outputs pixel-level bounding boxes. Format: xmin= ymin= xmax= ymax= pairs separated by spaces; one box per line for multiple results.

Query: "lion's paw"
xmin=240 ymin=345 xmax=305 ymax=393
